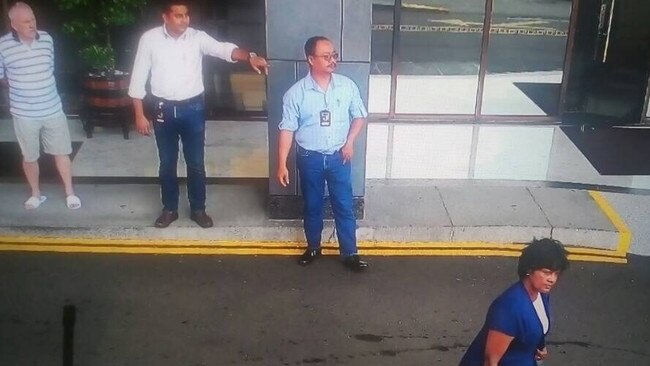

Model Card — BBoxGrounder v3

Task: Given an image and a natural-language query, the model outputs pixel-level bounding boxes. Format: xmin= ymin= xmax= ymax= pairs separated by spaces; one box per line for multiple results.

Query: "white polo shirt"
xmin=128 ymin=25 xmax=238 ymax=101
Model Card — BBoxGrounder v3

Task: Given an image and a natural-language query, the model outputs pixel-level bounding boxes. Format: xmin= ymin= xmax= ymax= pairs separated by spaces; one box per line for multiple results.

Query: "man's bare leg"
xmin=53 ymin=154 xmax=74 ymax=196
xmin=23 ymin=160 xmax=40 ymax=197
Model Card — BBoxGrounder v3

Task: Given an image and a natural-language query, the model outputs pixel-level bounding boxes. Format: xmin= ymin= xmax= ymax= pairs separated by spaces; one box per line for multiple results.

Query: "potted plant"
xmin=54 ymin=0 xmax=147 ymax=139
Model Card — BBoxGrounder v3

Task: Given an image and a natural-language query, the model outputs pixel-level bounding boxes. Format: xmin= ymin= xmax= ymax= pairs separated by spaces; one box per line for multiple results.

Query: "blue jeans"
xmin=152 ymin=97 xmax=206 ymax=212
xmin=296 ymin=146 xmax=357 ymax=257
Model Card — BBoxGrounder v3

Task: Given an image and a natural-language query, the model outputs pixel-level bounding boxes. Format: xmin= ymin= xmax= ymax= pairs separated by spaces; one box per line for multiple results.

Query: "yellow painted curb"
xmin=588 ymin=191 xmax=632 ymax=257
xmin=0 ymin=190 xmax=631 ymax=264
xmin=0 ymin=237 xmax=627 ymax=264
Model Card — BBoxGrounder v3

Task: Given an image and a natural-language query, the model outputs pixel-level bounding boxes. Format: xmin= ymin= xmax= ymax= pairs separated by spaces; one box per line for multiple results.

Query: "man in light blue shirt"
xmin=277 ymin=36 xmax=368 ymax=271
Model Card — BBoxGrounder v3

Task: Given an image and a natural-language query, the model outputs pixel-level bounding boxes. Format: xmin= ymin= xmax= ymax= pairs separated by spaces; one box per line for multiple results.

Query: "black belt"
xmin=296 ymin=145 xmax=339 ymax=156
xmin=153 ymin=93 xmax=204 ymax=107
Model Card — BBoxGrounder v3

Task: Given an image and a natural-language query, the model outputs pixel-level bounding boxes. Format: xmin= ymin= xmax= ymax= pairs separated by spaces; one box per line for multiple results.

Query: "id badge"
xmin=155 ymin=101 xmax=165 ymax=123
xmin=319 ymin=110 xmax=331 ymax=127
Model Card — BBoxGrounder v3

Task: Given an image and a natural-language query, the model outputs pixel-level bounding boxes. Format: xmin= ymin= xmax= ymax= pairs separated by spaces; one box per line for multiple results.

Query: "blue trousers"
xmin=152 ymin=97 xmax=206 ymax=212
xmin=296 ymin=146 xmax=358 ymax=257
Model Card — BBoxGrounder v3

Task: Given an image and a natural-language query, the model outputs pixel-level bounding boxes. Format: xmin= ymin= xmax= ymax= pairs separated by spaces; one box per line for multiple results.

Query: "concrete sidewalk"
xmin=0 ymin=178 xmax=647 ymax=263
xmin=2 ymin=119 xmax=649 ymax=262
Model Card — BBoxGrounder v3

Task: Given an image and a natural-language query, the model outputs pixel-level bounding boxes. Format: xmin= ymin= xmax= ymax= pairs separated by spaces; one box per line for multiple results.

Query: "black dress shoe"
xmin=155 ymin=209 xmax=178 ymax=228
xmin=343 ymin=255 xmax=368 ymax=272
xmin=298 ymin=248 xmax=322 ymax=266
xmin=190 ymin=210 xmax=214 ymax=228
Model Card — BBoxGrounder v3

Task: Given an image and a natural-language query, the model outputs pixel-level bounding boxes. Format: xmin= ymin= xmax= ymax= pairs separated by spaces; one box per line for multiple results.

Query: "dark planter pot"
xmin=81 ymin=72 xmax=132 ymax=139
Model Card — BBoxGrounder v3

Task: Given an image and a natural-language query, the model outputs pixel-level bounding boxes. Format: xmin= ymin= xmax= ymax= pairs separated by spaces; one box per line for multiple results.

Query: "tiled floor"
xmin=0 ymin=119 xmax=269 ymax=178
xmin=1 ymin=118 xmax=649 ymax=189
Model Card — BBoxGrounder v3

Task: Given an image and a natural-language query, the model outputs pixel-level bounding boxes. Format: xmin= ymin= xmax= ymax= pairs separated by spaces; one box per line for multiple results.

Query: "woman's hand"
xmin=535 ymin=347 xmax=548 ymax=361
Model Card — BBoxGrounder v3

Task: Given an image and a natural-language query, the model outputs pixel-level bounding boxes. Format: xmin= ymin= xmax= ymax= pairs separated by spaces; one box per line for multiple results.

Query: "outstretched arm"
xmin=200 ymin=32 xmax=269 ymax=75
xmin=230 ymin=48 xmax=269 ymax=75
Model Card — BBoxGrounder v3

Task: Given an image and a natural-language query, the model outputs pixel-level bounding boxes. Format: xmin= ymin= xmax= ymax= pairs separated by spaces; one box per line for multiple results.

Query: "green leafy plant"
xmin=78 ymin=45 xmax=116 ymax=72
xmin=55 ymin=0 xmax=147 ymax=75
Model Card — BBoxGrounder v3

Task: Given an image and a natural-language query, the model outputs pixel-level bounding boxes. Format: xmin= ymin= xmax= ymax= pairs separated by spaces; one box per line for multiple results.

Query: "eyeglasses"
xmin=312 ymin=52 xmax=339 ymax=62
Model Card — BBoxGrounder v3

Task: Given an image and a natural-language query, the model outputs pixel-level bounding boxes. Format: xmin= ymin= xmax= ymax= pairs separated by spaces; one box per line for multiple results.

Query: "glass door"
xmin=370 ymin=0 xmax=396 ymax=114
xmin=393 ymin=0 xmax=486 ymax=115
xmin=562 ymin=0 xmax=650 ymax=125
xmin=369 ymin=0 xmax=577 ymax=119
xmin=480 ymin=0 xmax=572 ymax=116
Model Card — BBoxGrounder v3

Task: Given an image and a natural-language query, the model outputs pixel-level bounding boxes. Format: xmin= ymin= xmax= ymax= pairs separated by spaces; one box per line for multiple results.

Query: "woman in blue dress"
xmin=459 ymin=238 xmax=570 ymax=366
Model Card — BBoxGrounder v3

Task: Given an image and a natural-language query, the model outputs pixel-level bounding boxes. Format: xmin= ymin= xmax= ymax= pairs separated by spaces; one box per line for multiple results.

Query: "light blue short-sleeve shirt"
xmin=279 ymin=72 xmax=367 ymax=154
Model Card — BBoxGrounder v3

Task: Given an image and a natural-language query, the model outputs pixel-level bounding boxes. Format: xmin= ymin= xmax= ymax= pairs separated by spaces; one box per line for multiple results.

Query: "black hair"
xmin=517 ymin=238 xmax=569 ymax=279
xmin=304 ymin=36 xmax=330 ymax=58
xmin=161 ymin=1 xmax=190 ymax=14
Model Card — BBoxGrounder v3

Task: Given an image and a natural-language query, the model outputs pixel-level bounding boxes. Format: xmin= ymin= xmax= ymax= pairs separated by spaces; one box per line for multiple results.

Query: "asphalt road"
xmin=1 ymin=252 xmax=648 ymax=365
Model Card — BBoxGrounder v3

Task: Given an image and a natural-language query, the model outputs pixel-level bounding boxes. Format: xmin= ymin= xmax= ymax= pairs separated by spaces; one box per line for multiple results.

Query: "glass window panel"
xmin=481 ymin=0 xmax=571 ymax=116
xmin=193 ymin=0 xmax=267 ymax=119
xmin=19 ymin=0 xmax=268 ymax=120
xmin=370 ymin=0 xmax=395 ymax=114
xmin=395 ymin=0 xmax=486 ymax=114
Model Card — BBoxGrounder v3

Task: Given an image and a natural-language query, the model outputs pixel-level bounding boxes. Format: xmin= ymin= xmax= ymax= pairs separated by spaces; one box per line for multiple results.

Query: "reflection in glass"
xmin=370 ymin=0 xmax=395 ymax=114
xmin=197 ymin=0 xmax=267 ymax=118
xmin=395 ymin=0 xmax=486 ymax=114
xmin=481 ymin=0 xmax=571 ymax=116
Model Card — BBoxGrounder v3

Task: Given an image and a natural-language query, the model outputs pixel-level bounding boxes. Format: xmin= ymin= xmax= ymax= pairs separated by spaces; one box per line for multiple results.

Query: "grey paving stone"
xmin=364 ymin=183 xmax=451 ymax=227
xmin=438 ymin=186 xmax=549 ymax=227
xmin=551 ymin=227 xmax=619 ymax=250
xmin=357 ymin=226 xmax=453 ymax=242
xmin=528 ymin=187 xmax=615 ymax=231
xmin=451 ymin=226 xmax=552 ymax=243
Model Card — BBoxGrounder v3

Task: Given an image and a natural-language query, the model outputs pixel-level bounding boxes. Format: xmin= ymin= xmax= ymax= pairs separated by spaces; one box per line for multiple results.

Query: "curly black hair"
xmin=517 ymin=238 xmax=570 ymax=279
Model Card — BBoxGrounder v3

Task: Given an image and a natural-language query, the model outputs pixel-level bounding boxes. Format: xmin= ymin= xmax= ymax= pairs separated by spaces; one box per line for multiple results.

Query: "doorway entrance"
xmin=563 ymin=0 xmax=650 ymax=126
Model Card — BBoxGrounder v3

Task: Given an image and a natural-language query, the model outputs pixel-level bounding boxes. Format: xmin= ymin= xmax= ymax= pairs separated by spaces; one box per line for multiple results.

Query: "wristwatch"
xmin=248 ymin=52 xmax=257 ymax=60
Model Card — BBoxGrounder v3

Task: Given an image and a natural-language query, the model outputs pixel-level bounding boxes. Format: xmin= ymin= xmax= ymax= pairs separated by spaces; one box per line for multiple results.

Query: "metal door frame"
xmin=643 ymin=74 xmax=650 ymax=123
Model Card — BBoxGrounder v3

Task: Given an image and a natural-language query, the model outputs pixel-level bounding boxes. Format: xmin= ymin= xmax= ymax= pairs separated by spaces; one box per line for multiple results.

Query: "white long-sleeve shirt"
xmin=128 ymin=25 xmax=238 ymax=101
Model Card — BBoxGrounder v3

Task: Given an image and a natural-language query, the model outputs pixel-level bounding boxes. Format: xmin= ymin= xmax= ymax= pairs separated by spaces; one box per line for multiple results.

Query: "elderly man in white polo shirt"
xmin=0 ymin=2 xmax=80 ymax=210
xmin=129 ymin=1 xmax=268 ymax=229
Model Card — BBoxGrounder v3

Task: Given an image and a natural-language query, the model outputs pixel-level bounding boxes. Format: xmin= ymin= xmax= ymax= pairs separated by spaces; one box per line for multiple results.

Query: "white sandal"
xmin=66 ymin=195 xmax=81 ymax=210
xmin=25 ymin=195 xmax=47 ymax=210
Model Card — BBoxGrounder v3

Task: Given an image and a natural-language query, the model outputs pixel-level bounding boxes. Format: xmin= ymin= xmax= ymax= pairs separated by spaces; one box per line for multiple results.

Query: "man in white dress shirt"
xmin=128 ymin=1 xmax=269 ymax=228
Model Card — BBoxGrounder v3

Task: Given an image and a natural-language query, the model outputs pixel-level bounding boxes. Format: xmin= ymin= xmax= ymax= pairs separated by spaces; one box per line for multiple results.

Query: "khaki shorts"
xmin=13 ymin=113 xmax=72 ymax=162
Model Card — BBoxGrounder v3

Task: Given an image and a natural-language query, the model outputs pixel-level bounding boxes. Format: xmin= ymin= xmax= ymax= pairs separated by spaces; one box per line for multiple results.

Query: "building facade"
xmin=7 ymin=0 xmax=649 ymax=218
xmin=266 ymin=0 xmax=650 ymax=218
